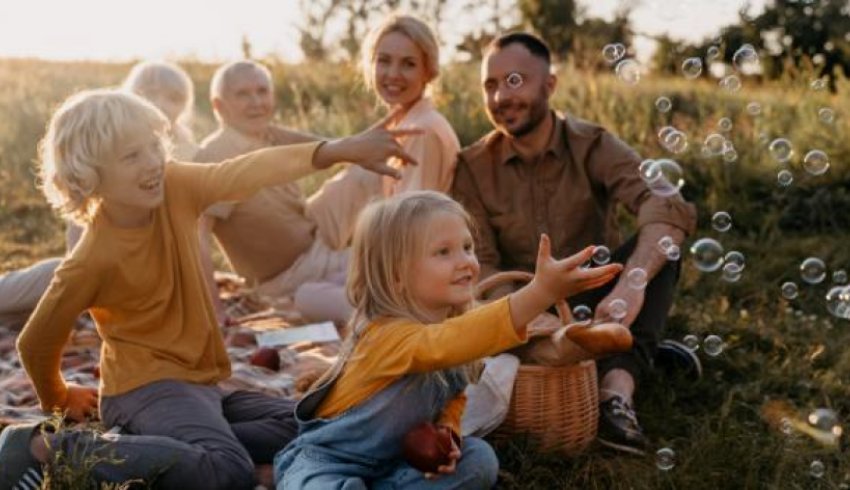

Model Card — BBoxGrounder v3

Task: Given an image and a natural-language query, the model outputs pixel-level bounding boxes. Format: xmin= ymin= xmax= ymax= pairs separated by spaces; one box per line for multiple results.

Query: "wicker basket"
xmin=477 ymin=271 xmax=599 ymax=455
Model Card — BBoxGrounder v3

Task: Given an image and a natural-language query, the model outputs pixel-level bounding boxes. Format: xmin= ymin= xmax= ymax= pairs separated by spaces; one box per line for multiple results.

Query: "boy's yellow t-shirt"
xmin=315 ymin=298 xmax=526 ymax=436
xmin=17 ymin=142 xmax=322 ymax=411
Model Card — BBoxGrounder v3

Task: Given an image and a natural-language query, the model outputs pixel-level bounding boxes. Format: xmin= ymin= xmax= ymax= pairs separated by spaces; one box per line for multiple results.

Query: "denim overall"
xmin=273 ymin=367 xmax=498 ymax=489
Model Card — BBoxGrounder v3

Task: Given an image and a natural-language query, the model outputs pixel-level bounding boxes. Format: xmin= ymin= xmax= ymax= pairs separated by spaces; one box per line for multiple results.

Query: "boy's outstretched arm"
xmin=509 ymin=235 xmax=622 ymax=333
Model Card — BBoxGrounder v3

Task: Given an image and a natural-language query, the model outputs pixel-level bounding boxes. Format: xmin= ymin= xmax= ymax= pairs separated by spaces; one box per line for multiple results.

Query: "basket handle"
xmin=475 ymin=271 xmax=573 ymax=338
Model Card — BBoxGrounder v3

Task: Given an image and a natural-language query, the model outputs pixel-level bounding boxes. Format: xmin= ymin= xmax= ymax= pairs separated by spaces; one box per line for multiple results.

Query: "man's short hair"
xmin=209 ymin=60 xmax=272 ymax=101
xmin=486 ymin=32 xmax=552 ymax=66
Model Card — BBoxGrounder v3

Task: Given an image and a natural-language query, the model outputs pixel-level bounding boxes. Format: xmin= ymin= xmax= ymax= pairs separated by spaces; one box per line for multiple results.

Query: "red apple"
xmin=249 ymin=347 xmax=281 ymax=372
xmin=402 ymin=422 xmax=453 ymax=474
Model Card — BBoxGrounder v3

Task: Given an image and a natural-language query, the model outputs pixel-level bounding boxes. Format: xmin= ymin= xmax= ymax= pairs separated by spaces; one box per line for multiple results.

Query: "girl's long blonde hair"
xmin=315 ymin=191 xmax=481 ymax=390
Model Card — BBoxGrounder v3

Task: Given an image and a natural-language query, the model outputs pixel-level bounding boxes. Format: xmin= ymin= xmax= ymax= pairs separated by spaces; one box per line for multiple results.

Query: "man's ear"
xmin=545 ymin=72 xmax=557 ymax=99
xmin=211 ymin=97 xmax=224 ymax=118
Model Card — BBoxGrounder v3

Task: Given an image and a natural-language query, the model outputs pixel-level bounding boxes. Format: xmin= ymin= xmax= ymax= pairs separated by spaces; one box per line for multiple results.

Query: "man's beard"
xmin=493 ymin=91 xmax=549 ymax=138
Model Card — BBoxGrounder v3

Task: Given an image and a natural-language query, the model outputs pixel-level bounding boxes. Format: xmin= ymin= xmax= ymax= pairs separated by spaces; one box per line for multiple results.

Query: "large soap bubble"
xmin=682 ymin=57 xmax=703 ymax=79
xmin=644 ymin=159 xmax=685 ymax=197
xmin=690 ymin=238 xmax=724 ymax=272
xmin=802 ymin=150 xmax=830 ymax=176
xmin=732 ymin=44 xmax=760 ymax=74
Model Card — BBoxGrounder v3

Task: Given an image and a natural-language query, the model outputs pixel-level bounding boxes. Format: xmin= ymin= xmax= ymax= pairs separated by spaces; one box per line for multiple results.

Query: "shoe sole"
xmin=597 ymin=436 xmax=647 ymax=456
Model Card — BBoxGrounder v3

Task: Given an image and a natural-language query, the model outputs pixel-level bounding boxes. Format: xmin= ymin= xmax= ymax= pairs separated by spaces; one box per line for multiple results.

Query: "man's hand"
xmin=313 ymin=107 xmax=422 ymax=178
xmin=594 ymin=284 xmax=645 ymax=328
xmin=62 ymin=384 xmax=99 ymax=422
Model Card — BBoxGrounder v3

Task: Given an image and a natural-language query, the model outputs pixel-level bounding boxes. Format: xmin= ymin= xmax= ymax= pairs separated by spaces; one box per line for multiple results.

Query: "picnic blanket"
xmin=0 ymin=272 xmax=341 ymax=427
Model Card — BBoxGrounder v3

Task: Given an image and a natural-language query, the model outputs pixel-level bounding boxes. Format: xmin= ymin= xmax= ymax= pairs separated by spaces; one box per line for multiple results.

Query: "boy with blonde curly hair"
xmin=0 ymin=88 xmax=416 ymax=489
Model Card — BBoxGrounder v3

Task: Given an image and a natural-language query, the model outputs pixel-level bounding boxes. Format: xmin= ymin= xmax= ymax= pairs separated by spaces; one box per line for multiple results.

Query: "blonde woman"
xmin=293 ymin=15 xmax=461 ymax=324
xmin=362 ymin=14 xmax=460 ymax=195
xmin=122 ymin=60 xmax=198 ymax=160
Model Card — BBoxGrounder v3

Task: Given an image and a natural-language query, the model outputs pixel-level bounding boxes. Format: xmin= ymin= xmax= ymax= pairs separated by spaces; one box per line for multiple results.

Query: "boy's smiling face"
xmin=97 ymin=129 xmax=166 ymax=227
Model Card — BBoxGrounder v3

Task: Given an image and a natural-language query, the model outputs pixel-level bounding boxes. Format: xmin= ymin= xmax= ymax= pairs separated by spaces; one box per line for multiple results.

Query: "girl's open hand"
xmin=531 ymin=234 xmax=622 ymax=304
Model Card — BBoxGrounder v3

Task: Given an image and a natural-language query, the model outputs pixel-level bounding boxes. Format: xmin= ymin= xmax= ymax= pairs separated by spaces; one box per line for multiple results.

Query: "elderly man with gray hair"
xmin=195 ymin=60 xmax=376 ymax=326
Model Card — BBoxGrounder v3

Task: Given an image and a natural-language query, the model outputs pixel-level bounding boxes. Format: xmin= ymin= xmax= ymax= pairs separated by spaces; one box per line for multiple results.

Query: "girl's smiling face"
xmin=407 ymin=211 xmax=480 ymax=321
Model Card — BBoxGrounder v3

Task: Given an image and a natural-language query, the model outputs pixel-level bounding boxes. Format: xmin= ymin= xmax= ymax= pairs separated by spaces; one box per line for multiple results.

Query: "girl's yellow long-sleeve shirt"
xmin=17 ymin=142 xmax=322 ymax=411
xmin=316 ymin=298 xmax=526 ymax=436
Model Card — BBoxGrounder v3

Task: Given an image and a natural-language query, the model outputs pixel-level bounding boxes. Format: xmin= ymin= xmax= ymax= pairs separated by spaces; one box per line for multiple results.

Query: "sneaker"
xmin=655 ymin=339 xmax=703 ymax=381
xmin=597 ymin=396 xmax=649 ymax=455
xmin=0 ymin=423 xmax=45 ymax=490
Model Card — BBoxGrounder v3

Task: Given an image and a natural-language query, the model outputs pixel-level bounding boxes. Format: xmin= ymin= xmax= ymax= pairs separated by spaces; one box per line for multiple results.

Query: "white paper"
xmin=256 ymin=322 xmax=340 ymax=347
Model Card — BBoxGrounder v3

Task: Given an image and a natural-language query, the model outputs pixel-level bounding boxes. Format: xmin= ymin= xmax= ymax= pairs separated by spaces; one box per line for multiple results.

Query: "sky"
xmin=0 ymin=0 xmax=769 ymax=63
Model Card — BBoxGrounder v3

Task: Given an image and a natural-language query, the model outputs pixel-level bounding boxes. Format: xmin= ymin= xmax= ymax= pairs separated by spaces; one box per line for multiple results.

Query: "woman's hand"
xmin=313 ymin=106 xmax=422 ymax=177
xmin=62 ymin=383 xmax=99 ymax=422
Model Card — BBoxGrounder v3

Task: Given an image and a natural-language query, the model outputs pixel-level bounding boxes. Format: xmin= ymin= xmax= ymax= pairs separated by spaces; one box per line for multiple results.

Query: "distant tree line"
xmin=288 ymin=0 xmax=848 ymax=88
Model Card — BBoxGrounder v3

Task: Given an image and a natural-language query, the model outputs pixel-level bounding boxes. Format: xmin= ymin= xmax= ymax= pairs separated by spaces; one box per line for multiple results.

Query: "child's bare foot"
xmin=561 ymin=322 xmax=632 ymax=356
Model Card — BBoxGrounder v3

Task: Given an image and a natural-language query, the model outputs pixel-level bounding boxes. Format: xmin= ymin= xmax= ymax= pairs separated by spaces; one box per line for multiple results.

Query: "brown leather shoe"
xmin=561 ymin=322 xmax=633 ymax=356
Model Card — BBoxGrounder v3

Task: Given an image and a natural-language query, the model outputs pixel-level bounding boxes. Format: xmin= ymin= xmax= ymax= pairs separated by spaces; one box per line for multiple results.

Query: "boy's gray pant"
xmin=53 ymin=379 xmax=296 ymax=489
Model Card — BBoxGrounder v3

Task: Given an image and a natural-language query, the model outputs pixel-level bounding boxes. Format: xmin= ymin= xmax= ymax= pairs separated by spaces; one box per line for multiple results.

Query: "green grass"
xmin=1 ymin=57 xmax=849 ymax=488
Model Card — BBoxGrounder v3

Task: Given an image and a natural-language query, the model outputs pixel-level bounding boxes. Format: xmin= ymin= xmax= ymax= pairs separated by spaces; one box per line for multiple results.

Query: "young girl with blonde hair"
xmin=0 ymin=88 xmax=417 ymax=489
xmin=274 ymin=191 xmax=622 ymax=489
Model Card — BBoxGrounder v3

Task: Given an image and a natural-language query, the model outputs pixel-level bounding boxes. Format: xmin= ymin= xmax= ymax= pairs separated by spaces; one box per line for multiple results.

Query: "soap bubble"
xmin=722 ymin=149 xmax=738 ymax=163
xmin=627 ymin=268 xmax=648 ymax=290
xmin=608 ymin=299 xmax=628 ymax=320
xmin=719 ymin=75 xmax=742 ymax=92
xmin=732 ymin=44 xmax=760 ymax=73
xmin=683 ymin=334 xmax=700 ymax=351
xmin=724 ymin=251 xmax=745 ymax=270
xmin=655 ymin=96 xmax=672 ymax=113
xmin=811 ymin=78 xmax=827 ymax=91
xmin=777 ymin=170 xmax=794 ymax=187
xmin=602 ymin=43 xmax=627 ymax=63
xmin=656 ymin=447 xmax=676 ymax=471
xmin=769 ymin=138 xmax=794 ymax=163
xmin=722 ymin=262 xmax=743 ymax=282
xmin=666 ymin=245 xmax=681 ymax=261
xmin=818 ymin=107 xmax=835 ymax=124
xmin=800 ymin=257 xmax=827 ymax=284
xmin=810 ymin=460 xmax=825 ymax=479
xmin=712 ymin=211 xmax=732 ymax=232
xmin=807 ymin=408 xmax=843 ymax=437
xmin=703 ymin=334 xmax=724 ymax=356
xmin=833 ymin=269 xmax=848 ymax=284
xmin=706 ymin=46 xmax=720 ymax=61
xmin=682 ymin=57 xmax=703 ymax=79
xmin=645 ymin=159 xmax=684 ymax=197
xmin=746 ymin=102 xmax=762 ymax=116
xmin=663 ymin=130 xmax=689 ymax=154
xmin=592 ymin=245 xmax=611 ymax=265
xmin=658 ymin=235 xmax=674 ymax=253
xmin=717 ymin=117 xmax=733 ymax=132
xmin=826 ymin=286 xmax=850 ymax=319
xmin=506 ymin=72 xmax=524 ymax=89
xmin=616 ymin=59 xmax=641 ymax=85
xmin=704 ymin=133 xmax=726 ymax=155
xmin=781 ymin=281 xmax=799 ymax=300
xmin=572 ymin=304 xmax=593 ymax=324
xmin=690 ymin=238 xmax=724 ymax=272
xmin=802 ymin=150 xmax=830 ymax=176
